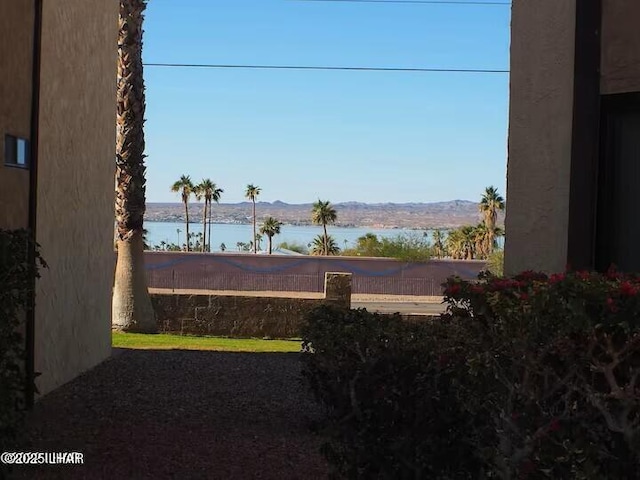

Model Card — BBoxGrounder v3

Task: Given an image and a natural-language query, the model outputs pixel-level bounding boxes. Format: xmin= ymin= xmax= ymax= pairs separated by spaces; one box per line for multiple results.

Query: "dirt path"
xmin=13 ymin=349 xmax=328 ymax=479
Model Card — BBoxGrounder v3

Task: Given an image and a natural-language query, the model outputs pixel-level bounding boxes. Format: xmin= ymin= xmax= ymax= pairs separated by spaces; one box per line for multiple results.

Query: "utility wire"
xmin=287 ymin=0 xmax=510 ymax=5
xmin=144 ymin=62 xmax=508 ymax=74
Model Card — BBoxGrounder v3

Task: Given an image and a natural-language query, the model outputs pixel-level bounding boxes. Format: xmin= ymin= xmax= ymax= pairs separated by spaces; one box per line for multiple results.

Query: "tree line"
xmin=165 ymin=176 xmax=342 ymax=256
xmin=157 ymin=180 xmax=505 ymax=263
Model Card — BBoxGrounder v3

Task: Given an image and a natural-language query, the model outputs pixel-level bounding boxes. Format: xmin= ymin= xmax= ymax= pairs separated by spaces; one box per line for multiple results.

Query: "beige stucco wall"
xmin=0 ymin=0 xmax=32 ymax=229
xmin=504 ymin=0 xmax=576 ymax=274
xmin=601 ymin=0 xmax=640 ymax=95
xmin=34 ymin=0 xmax=118 ymax=396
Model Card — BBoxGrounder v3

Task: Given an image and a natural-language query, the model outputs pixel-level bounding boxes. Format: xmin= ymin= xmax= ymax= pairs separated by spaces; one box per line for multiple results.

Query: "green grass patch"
xmin=112 ymin=332 xmax=302 ymax=353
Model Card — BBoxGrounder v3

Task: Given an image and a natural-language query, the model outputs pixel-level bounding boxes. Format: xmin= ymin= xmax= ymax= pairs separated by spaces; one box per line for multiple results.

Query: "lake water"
xmin=145 ymin=221 xmax=428 ymax=252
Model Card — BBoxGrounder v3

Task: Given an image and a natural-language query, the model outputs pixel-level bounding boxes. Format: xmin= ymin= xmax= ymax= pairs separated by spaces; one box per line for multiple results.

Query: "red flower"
xmin=577 ymin=270 xmax=591 ymax=281
xmin=446 ymin=284 xmax=461 ymax=296
xmin=520 ymin=293 xmax=529 ymax=301
xmin=549 ymin=273 xmax=565 ymax=284
xmin=606 ymin=297 xmax=619 ymax=313
xmin=548 ymin=418 xmax=561 ymax=432
xmin=471 ymin=285 xmax=484 ymax=294
xmin=619 ymin=281 xmax=638 ymax=297
xmin=606 ymin=265 xmax=619 ymax=280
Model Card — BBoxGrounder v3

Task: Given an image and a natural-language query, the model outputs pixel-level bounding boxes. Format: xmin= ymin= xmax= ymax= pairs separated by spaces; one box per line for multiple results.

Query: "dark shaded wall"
xmin=0 ymin=0 xmax=33 ymax=228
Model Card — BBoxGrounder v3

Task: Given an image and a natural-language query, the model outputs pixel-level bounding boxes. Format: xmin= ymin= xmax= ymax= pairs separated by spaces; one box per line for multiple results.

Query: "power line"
xmin=287 ymin=0 xmax=510 ymax=5
xmin=144 ymin=62 xmax=508 ymax=74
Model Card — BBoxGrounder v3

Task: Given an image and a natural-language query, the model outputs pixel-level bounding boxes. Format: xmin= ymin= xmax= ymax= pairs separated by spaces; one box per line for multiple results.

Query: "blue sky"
xmin=142 ymin=0 xmax=511 ymax=204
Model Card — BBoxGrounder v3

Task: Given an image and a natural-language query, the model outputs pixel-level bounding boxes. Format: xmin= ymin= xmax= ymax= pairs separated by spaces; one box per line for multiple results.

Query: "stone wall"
xmin=151 ymin=273 xmax=352 ymax=338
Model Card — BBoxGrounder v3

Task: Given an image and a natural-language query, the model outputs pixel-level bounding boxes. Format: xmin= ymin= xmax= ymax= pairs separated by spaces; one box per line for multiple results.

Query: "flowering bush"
xmin=303 ymin=269 xmax=640 ymax=479
xmin=443 ymin=267 xmax=640 ymax=478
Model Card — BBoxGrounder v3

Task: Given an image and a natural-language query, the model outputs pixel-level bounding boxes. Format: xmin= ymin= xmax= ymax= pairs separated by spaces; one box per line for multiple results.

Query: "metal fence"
xmin=147 ymin=269 xmax=443 ymax=296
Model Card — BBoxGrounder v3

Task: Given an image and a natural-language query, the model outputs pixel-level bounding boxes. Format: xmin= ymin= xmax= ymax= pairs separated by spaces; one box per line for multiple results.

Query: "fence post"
xmin=172 ymin=269 xmax=175 ymax=293
xmin=323 ymin=272 xmax=352 ymax=309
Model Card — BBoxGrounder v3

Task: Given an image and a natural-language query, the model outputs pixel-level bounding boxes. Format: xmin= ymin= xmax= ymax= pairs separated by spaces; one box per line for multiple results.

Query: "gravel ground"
xmin=12 ymin=349 xmax=328 ymax=480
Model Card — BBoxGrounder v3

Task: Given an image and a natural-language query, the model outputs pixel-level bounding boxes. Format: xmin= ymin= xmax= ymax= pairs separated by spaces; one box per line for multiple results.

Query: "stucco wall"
xmin=0 ymin=0 xmax=32 ymax=229
xmin=34 ymin=0 xmax=118 ymax=396
xmin=601 ymin=0 xmax=640 ymax=95
xmin=504 ymin=0 xmax=576 ymax=274
xmin=143 ymin=251 xmax=486 ymax=295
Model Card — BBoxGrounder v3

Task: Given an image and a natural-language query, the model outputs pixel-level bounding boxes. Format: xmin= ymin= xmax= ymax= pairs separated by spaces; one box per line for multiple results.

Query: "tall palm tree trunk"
xmin=207 ymin=199 xmax=212 ymax=252
xmin=201 ymin=201 xmax=207 ymax=253
xmin=113 ymin=0 xmax=156 ymax=333
xmin=323 ymin=223 xmax=328 ymax=256
xmin=184 ymin=199 xmax=190 ymax=251
xmin=252 ymin=200 xmax=257 ymax=254
xmin=268 ymin=235 xmax=273 ymax=254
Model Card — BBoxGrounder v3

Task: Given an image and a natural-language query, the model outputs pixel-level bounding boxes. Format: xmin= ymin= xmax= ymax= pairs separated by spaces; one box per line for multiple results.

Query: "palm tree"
xmin=260 ymin=217 xmax=283 ymax=254
xmin=310 ymin=234 xmax=340 ymax=256
xmin=432 ymin=229 xmax=446 ymax=259
xmin=112 ymin=0 xmax=156 ymax=333
xmin=194 ymin=183 xmax=206 ymax=252
xmin=479 ymin=186 xmax=505 ymax=255
xmin=473 ymin=223 xmax=492 ymax=260
xmin=171 ymin=175 xmax=194 ymax=251
xmin=460 ymin=225 xmax=477 ymax=260
xmin=245 ymin=184 xmax=261 ymax=254
xmin=195 ymin=179 xmax=223 ymax=252
xmin=311 ymin=199 xmax=338 ymax=256
xmin=206 ymin=181 xmax=223 ymax=252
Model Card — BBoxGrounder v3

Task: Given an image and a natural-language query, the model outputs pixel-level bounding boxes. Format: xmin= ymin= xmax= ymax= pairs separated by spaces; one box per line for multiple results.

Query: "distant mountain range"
xmin=146 ymin=200 xmax=504 ymax=230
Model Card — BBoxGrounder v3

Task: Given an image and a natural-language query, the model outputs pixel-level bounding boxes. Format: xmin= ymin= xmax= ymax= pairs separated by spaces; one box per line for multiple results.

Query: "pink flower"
xmin=607 ymin=297 xmax=619 ymax=313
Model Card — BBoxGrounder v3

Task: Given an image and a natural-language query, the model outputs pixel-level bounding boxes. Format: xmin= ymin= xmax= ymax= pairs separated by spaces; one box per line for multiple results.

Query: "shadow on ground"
xmin=13 ymin=348 xmax=328 ymax=479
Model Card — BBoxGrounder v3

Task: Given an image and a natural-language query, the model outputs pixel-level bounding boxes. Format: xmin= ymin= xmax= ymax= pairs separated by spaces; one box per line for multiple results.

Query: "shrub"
xmin=303 ymin=269 xmax=640 ymax=479
xmin=277 ymin=241 xmax=309 ymax=255
xmin=342 ymin=232 xmax=431 ymax=262
xmin=442 ymin=268 xmax=640 ymax=478
xmin=486 ymin=248 xmax=504 ymax=276
xmin=301 ymin=306 xmax=483 ymax=479
xmin=0 ymin=230 xmax=46 ymax=466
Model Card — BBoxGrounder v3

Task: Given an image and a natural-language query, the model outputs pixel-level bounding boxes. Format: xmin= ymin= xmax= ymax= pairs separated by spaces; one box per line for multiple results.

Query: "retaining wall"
xmin=151 ymin=272 xmax=351 ymax=338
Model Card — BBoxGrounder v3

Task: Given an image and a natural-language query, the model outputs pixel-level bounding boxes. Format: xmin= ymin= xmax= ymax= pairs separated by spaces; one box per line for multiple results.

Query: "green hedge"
xmin=301 ymin=306 xmax=482 ymax=479
xmin=0 ymin=230 xmax=45 ymax=464
xmin=302 ymin=268 xmax=640 ymax=479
